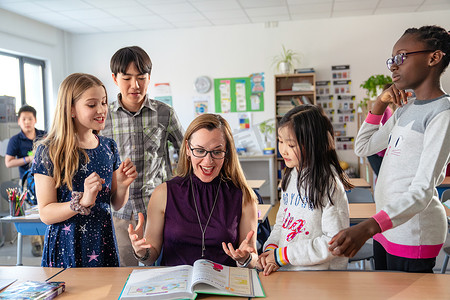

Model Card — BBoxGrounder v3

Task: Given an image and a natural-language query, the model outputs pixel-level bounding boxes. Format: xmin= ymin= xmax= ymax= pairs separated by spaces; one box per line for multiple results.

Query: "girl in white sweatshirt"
xmin=329 ymin=25 xmax=450 ymax=273
xmin=258 ymin=104 xmax=352 ymax=275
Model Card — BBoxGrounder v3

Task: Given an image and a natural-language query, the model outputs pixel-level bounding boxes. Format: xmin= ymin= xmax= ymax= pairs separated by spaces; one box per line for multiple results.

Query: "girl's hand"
xmin=258 ymin=251 xmax=279 ymax=275
xmin=116 ymin=158 xmax=137 ymax=187
xmin=328 ymin=218 xmax=381 ymax=257
xmin=222 ymin=230 xmax=256 ymax=265
xmin=128 ymin=212 xmax=152 ymax=257
xmin=80 ymin=172 xmax=104 ymax=207
xmin=377 ymin=84 xmax=412 ymax=107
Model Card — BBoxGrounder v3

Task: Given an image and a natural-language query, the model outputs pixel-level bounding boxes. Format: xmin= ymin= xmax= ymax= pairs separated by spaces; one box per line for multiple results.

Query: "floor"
xmin=0 ymin=207 xmax=449 ymax=272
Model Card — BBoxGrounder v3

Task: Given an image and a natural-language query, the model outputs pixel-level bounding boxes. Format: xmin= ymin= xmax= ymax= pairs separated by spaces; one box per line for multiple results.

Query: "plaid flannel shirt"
xmin=102 ymin=95 xmax=184 ymax=220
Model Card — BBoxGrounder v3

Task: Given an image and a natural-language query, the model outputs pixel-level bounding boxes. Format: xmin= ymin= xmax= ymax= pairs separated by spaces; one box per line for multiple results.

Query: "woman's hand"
xmin=80 ymin=172 xmax=104 ymax=207
xmin=116 ymin=158 xmax=137 ymax=188
xmin=258 ymin=250 xmax=279 ymax=276
xmin=222 ymin=230 xmax=256 ymax=265
xmin=128 ymin=212 xmax=152 ymax=257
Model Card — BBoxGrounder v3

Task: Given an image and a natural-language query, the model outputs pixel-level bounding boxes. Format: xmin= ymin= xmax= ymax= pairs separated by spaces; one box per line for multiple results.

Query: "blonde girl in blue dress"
xmin=32 ymin=73 xmax=137 ymax=268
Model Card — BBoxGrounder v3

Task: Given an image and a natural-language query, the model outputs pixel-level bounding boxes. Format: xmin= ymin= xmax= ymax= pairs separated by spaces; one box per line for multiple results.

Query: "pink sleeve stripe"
xmin=374 ymin=233 xmax=443 ymax=259
xmin=274 ymin=247 xmax=290 ymax=266
xmin=372 ymin=210 xmax=393 ymax=232
xmin=365 ymin=112 xmax=383 ymax=125
xmin=264 ymin=244 xmax=278 ymax=251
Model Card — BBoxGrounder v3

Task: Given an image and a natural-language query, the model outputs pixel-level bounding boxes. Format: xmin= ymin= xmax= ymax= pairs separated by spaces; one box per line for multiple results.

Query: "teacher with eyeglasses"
xmin=128 ymin=113 xmax=259 ymax=268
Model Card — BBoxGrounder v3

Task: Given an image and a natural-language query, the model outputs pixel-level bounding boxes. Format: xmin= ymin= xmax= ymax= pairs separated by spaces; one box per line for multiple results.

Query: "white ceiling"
xmin=1 ymin=0 xmax=449 ymax=34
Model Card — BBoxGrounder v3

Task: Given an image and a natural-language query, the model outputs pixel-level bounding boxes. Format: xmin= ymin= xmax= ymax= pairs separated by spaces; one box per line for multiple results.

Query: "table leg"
xmin=16 ymin=232 xmax=23 ymax=266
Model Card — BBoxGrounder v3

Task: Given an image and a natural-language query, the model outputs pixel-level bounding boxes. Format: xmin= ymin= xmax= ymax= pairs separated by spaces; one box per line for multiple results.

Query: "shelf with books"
xmin=274 ymin=73 xmax=316 ymax=201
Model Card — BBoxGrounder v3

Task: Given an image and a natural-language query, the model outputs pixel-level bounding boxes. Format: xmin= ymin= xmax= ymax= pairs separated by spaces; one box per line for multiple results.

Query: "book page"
xmin=191 ymin=259 xmax=253 ymax=297
xmin=120 ymin=266 xmax=195 ymax=300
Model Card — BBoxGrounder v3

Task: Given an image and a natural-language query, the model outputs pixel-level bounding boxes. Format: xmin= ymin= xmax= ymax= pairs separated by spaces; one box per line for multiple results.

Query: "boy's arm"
xmin=166 ymin=109 xmax=184 ymax=152
xmin=4 ymin=154 xmax=31 ymax=168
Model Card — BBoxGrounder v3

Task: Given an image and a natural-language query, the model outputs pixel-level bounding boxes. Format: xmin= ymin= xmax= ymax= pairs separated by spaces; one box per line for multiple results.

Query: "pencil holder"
xmin=6 ymin=188 xmax=26 ymax=217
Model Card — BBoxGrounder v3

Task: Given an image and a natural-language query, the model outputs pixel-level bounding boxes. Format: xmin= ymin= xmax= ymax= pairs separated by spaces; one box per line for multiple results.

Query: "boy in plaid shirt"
xmin=103 ymin=46 xmax=184 ymax=266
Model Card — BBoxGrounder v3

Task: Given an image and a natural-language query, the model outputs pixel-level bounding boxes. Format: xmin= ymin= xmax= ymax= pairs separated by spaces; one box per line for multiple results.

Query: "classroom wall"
xmin=0 ymin=8 xmax=68 ymax=128
xmin=1 ymin=9 xmax=449 ymax=169
xmin=67 ymin=10 xmax=450 ymax=168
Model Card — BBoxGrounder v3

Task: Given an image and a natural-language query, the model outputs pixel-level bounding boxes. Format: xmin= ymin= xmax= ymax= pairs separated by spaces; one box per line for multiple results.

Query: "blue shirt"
xmin=6 ymin=129 xmax=46 ymax=179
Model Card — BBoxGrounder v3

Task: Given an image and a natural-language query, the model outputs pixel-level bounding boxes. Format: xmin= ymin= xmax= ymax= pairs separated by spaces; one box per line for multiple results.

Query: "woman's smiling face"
xmin=186 ymin=128 xmax=226 ymax=182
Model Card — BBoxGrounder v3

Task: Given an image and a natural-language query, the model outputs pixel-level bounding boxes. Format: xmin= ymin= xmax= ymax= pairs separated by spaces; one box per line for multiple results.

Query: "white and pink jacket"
xmin=356 ymin=95 xmax=450 ymax=259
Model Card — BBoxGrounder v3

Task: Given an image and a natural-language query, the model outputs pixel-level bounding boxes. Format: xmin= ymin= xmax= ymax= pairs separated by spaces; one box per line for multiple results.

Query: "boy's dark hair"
xmin=110 ymin=46 xmax=152 ymax=76
xmin=404 ymin=25 xmax=450 ymax=73
xmin=18 ymin=105 xmax=37 ymax=118
xmin=279 ymin=104 xmax=353 ymax=209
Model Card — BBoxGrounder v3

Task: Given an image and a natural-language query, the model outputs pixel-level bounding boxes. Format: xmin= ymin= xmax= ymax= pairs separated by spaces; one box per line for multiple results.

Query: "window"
xmin=0 ymin=52 xmax=47 ymax=130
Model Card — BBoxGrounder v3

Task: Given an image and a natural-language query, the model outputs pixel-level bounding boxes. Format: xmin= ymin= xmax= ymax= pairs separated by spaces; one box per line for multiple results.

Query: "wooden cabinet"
xmin=274 ymin=73 xmax=316 ymax=200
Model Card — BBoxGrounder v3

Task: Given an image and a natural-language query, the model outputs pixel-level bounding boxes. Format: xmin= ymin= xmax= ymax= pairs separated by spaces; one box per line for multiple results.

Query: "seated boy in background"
xmin=5 ymin=105 xmax=46 ymax=256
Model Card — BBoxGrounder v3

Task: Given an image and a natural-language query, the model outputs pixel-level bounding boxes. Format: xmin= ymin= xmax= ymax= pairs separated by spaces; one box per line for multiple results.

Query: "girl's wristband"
xmin=69 ymin=191 xmax=91 ymax=215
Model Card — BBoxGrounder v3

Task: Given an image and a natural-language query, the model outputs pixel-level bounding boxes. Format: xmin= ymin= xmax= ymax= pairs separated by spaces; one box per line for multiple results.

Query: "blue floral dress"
xmin=31 ymin=135 xmax=121 ymax=268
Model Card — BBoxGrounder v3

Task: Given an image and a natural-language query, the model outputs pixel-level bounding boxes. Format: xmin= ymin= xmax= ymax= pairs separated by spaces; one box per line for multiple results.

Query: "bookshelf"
xmin=274 ymin=73 xmax=316 ymax=200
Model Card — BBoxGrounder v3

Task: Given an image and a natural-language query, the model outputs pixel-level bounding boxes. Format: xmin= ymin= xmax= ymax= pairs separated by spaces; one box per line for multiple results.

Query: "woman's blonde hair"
xmin=37 ymin=73 xmax=106 ymax=191
xmin=177 ymin=114 xmax=256 ymax=205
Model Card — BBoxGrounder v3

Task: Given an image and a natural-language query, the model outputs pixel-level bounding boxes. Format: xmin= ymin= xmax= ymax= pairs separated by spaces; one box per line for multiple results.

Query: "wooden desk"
xmin=349 ymin=203 xmax=376 ymax=219
xmin=49 ymin=267 xmax=244 ymax=300
xmin=257 ymin=204 xmax=271 ymax=223
xmin=247 ymin=179 xmax=265 ymax=190
xmin=0 ymin=214 xmax=47 ymax=266
xmin=0 ymin=266 xmax=63 ymax=282
xmin=258 ymin=270 xmax=450 ymax=299
xmin=349 ymin=178 xmax=371 ymax=189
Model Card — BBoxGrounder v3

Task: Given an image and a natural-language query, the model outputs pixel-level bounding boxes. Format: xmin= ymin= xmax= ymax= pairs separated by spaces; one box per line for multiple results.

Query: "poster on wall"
xmin=193 ymin=95 xmax=209 ymax=116
xmin=214 ymin=76 xmax=264 ymax=113
xmin=154 ymin=83 xmax=172 ymax=106
xmin=238 ymin=113 xmax=251 ymax=129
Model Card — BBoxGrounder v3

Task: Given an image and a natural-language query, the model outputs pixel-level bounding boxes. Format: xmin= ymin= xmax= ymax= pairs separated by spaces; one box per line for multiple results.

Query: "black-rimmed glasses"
xmin=386 ymin=50 xmax=434 ymax=70
xmin=189 ymin=144 xmax=227 ymax=159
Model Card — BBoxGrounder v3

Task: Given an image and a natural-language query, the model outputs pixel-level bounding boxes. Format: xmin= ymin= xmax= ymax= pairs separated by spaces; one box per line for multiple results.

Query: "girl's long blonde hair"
xmin=177 ymin=114 xmax=256 ymax=205
xmin=37 ymin=73 xmax=106 ymax=191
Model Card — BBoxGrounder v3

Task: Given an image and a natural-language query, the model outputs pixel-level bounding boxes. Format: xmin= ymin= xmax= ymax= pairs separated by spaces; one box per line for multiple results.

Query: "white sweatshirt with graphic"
xmin=263 ymin=168 xmax=349 ymax=270
xmin=355 ymin=95 xmax=450 ymax=259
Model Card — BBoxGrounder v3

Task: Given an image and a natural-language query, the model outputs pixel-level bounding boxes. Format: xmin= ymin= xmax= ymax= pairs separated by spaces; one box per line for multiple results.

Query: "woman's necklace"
xmin=190 ymin=175 xmax=222 ymax=257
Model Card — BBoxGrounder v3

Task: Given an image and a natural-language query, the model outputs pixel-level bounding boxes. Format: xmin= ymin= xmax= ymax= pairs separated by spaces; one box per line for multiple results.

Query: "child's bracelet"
xmin=237 ymin=253 xmax=252 ymax=268
xmin=23 ymin=157 xmax=27 ymax=164
xmin=69 ymin=191 xmax=91 ymax=215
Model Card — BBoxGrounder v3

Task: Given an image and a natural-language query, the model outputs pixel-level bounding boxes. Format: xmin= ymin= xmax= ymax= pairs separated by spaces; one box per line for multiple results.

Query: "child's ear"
xmin=429 ymin=50 xmax=445 ymax=67
xmin=112 ymin=73 xmax=119 ymax=86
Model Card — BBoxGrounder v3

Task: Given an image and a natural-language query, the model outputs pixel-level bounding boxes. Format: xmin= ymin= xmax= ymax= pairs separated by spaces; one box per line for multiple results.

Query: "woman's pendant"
xmin=201 ymin=234 xmax=205 ymax=257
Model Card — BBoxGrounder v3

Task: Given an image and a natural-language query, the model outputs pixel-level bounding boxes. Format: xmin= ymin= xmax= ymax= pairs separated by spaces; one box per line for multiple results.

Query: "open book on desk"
xmin=119 ymin=259 xmax=265 ymax=299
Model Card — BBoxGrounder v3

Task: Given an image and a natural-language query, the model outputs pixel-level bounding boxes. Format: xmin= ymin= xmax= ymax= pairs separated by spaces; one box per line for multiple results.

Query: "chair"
xmin=254 ymin=190 xmax=271 ymax=254
xmin=440 ymin=189 xmax=450 ymax=274
xmin=346 ymin=187 xmax=375 ymax=203
xmin=346 ymin=187 xmax=375 ymax=270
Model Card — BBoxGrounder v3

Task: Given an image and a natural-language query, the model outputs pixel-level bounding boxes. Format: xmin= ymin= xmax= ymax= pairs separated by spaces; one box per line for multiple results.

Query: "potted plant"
xmin=272 ymin=45 xmax=300 ymax=74
xmin=259 ymin=119 xmax=275 ymax=149
xmin=359 ymin=74 xmax=392 ymax=112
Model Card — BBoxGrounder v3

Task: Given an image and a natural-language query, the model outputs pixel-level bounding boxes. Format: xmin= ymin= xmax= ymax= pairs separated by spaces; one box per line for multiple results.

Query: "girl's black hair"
xmin=404 ymin=25 xmax=450 ymax=73
xmin=279 ymin=104 xmax=353 ymax=209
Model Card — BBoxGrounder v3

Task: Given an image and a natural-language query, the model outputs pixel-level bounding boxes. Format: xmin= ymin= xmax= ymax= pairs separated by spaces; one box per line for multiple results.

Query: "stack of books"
xmin=292 ymin=82 xmax=313 ymax=91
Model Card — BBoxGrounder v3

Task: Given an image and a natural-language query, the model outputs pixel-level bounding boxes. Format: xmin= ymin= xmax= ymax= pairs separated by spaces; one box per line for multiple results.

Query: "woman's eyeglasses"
xmin=386 ymin=50 xmax=434 ymax=70
xmin=189 ymin=144 xmax=227 ymax=159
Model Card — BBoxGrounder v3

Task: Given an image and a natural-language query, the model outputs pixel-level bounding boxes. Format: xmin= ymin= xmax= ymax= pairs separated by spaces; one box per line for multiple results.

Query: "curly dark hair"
xmin=403 ymin=25 xmax=450 ymax=74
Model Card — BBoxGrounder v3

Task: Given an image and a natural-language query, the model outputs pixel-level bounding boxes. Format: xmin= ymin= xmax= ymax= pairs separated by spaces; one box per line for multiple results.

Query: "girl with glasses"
xmin=329 ymin=25 xmax=450 ymax=273
xmin=128 ymin=114 xmax=258 ymax=268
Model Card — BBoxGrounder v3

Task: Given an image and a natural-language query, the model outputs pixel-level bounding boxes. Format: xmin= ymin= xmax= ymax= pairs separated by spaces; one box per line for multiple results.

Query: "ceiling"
xmin=0 ymin=0 xmax=448 ymax=34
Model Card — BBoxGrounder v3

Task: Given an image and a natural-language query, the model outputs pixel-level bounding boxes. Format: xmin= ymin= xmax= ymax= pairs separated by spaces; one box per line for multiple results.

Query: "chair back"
xmin=441 ymin=189 xmax=450 ymax=202
xmin=1 ymin=181 xmax=21 ymax=202
xmin=346 ymin=187 xmax=374 ymax=203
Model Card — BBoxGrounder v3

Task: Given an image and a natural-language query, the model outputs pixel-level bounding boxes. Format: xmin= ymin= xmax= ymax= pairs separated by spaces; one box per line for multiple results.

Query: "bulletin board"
xmin=214 ymin=77 xmax=264 ymax=113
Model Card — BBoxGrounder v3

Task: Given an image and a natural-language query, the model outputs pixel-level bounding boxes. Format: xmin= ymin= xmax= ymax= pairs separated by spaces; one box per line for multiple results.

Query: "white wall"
xmin=1 ymin=9 xmax=449 ymax=169
xmin=68 ymin=10 xmax=450 ymax=168
xmin=0 ymin=9 xmax=68 ymax=130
